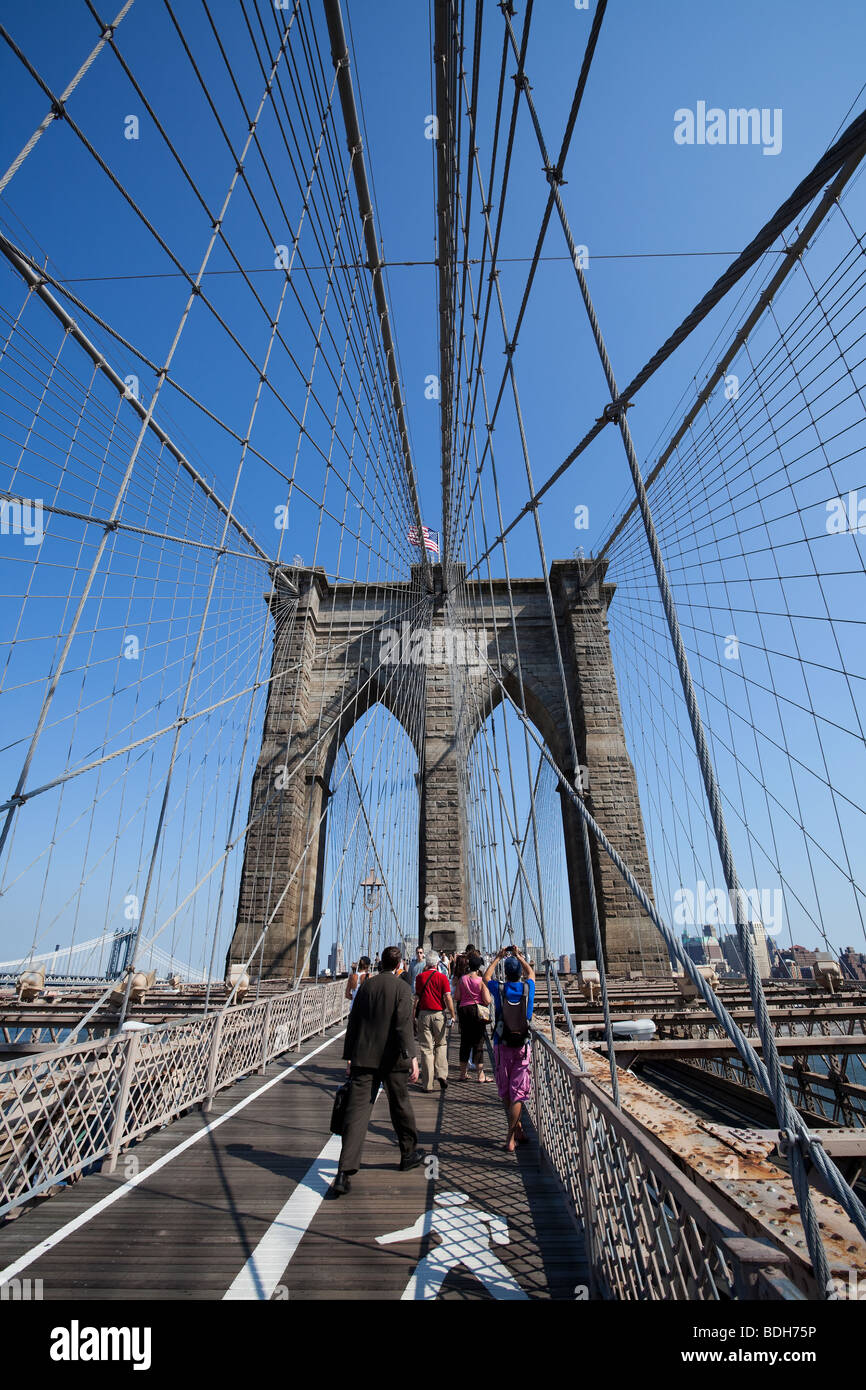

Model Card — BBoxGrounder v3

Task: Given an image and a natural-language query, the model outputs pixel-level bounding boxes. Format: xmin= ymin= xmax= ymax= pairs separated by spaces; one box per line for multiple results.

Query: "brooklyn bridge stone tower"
xmin=227 ymin=558 xmax=669 ymax=981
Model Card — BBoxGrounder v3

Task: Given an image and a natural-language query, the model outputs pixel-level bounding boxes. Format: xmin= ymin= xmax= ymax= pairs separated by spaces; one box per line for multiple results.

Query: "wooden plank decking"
xmin=0 ymin=1025 xmax=587 ymax=1300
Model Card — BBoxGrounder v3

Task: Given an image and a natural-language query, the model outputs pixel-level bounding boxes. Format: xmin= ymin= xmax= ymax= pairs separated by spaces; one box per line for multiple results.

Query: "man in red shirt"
xmin=414 ymin=951 xmax=456 ymax=1091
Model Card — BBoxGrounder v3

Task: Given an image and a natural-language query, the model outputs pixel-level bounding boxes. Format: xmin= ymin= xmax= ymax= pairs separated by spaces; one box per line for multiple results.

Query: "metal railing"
xmin=529 ymin=1026 xmax=802 ymax=1300
xmin=0 ymin=979 xmax=349 ymax=1218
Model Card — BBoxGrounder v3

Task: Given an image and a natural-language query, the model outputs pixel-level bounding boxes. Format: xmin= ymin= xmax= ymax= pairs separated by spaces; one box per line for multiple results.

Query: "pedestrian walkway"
xmin=0 ymin=1024 xmax=586 ymax=1300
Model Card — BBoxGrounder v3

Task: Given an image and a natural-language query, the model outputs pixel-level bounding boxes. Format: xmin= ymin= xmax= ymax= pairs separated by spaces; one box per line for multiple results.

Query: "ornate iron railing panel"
xmin=0 ymin=980 xmax=349 ymax=1217
xmin=529 ymin=1027 xmax=799 ymax=1300
xmin=0 ymin=1034 xmax=128 ymax=1211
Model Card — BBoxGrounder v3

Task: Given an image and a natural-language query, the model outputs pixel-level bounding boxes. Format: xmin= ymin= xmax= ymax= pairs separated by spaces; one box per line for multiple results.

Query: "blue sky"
xmin=3 ymin=0 xmax=865 ymax=557
xmin=1 ymin=0 xmax=865 ymax=972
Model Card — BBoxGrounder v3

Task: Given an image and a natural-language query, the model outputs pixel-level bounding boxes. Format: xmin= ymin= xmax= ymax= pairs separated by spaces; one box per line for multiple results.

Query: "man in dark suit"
xmin=330 ymin=944 xmax=425 ymax=1197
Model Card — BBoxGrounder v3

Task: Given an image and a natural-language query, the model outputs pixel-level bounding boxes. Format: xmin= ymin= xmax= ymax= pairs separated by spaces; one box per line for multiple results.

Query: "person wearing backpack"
xmin=483 ymin=946 xmax=536 ymax=1152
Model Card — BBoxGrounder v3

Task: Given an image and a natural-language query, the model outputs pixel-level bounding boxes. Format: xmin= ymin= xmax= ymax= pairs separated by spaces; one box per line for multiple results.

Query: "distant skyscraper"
xmin=721 ymin=935 xmax=744 ymax=976
xmin=750 ymin=921 xmax=772 ymax=979
xmin=328 ymin=940 xmax=345 ymax=976
xmin=720 ymin=923 xmax=771 ymax=979
xmin=702 ymin=925 xmax=725 ymax=971
xmin=682 ymin=930 xmax=708 ymax=966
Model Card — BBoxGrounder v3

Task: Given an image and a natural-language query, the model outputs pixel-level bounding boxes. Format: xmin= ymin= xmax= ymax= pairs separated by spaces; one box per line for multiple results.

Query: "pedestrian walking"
xmin=453 ymin=951 xmax=491 ymax=1083
xmin=345 ymin=956 xmax=372 ymax=1004
xmin=329 ymin=945 xmax=425 ymax=1198
xmin=413 ymin=950 xmax=455 ymax=1091
xmin=483 ymin=946 xmax=535 ymax=1151
xmin=408 ymin=946 xmax=426 ymax=989
xmin=457 ymin=946 xmax=477 ymax=1068
xmin=452 ymin=951 xmax=469 ymax=983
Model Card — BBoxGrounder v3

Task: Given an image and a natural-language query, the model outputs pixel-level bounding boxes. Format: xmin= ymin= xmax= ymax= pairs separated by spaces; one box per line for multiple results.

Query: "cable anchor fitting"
xmin=777 ymin=1127 xmax=821 ymax=1172
xmin=598 ymin=399 xmax=633 ymax=427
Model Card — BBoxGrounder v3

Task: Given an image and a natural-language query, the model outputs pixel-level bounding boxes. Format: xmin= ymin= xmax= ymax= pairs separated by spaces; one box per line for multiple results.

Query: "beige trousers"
xmin=417 ymin=1010 xmax=448 ymax=1089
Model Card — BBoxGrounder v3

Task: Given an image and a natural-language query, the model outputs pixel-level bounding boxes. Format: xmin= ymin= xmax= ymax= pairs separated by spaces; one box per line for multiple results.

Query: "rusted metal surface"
xmin=530 ymin=1027 xmax=803 ymax=1300
xmin=576 ymin=1044 xmax=866 ymax=1297
xmin=697 ymin=1122 xmax=778 ymax=1161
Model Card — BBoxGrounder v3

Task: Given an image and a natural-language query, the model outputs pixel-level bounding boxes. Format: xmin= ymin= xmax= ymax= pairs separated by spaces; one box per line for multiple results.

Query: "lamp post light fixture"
xmin=360 ymin=868 xmax=384 ymax=958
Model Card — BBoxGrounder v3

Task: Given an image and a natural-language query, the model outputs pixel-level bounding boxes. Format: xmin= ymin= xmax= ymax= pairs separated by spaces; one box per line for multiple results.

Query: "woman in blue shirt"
xmin=483 ymin=946 xmax=535 ymax=1151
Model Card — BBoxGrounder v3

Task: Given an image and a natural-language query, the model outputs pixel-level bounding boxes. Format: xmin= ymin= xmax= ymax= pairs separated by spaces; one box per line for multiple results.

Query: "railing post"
xmin=202 ymin=1010 xmax=225 ymax=1113
xmin=531 ymin=1037 xmax=543 ymax=1155
xmin=320 ymin=986 xmax=328 ymax=1035
xmin=102 ymin=1030 xmax=141 ymax=1175
xmin=573 ymin=1076 xmax=598 ymax=1298
xmin=544 ymin=960 xmax=556 ymax=1038
xmin=294 ymin=991 xmax=305 ymax=1050
xmin=260 ymin=997 xmax=273 ymax=1073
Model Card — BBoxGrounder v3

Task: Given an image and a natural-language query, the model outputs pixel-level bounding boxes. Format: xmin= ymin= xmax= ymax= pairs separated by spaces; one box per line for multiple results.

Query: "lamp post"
xmin=360 ymin=869 xmax=384 ymax=959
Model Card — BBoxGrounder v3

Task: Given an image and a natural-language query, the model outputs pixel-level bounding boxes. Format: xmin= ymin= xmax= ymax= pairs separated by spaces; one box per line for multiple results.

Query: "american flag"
xmin=408 ymin=524 xmax=440 ymax=556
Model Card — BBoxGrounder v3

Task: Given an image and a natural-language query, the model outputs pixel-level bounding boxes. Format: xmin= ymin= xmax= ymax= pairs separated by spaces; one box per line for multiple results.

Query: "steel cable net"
xmin=430 ymin=0 xmax=866 ymax=1290
xmin=0 ymin=0 xmax=427 ymax=996
xmin=437 ymin=0 xmax=664 ymax=978
xmin=601 ymin=189 xmax=866 ymax=987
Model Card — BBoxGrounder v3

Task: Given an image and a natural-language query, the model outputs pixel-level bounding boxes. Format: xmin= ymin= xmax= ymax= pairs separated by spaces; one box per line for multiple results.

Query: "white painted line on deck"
xmin=223 ymin=1085 xmax=384 ymax=1300
xmin=0 ymin=1029 xmax=346 ymax=1286
xmin=223 ymin=1132 xmax=342 ymax=1300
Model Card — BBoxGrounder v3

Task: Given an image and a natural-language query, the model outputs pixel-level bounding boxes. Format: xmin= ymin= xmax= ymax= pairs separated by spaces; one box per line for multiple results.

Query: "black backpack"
xmin=496 ymin=982 xmax=529 ymax=1047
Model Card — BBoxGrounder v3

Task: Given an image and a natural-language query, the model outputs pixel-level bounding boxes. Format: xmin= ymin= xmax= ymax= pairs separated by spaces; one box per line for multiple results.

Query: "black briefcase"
xmin=330 ymin=1079 xmax=351 ymax=1135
